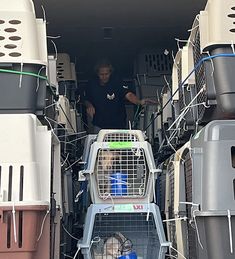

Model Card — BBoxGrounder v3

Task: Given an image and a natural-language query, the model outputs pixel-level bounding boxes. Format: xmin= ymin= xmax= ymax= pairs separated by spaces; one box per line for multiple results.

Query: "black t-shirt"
xmin=85 ymin=76 xmax=130 ymax=129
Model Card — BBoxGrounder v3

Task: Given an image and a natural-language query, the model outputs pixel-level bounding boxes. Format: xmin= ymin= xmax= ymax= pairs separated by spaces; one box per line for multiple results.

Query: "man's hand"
xmin=139 ymin=98 xmax=157 ymax=106
xmin=86 ymin=103 xmax=95 ymax=118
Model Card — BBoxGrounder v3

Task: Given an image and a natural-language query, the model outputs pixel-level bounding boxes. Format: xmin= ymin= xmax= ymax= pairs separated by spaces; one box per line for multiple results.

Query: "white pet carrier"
xmin=56 ymin=53 xmax=73 ymax=81
xmin=57 ymin=95 xmax=74 ymax=134
xmin=0 ymin=114 xmax=61 ymax=259
xmin=79 ymin=203 xmax=169 ymax=259
xmin=0 ymin=0 xmax=47 ymax=65
xmin=81 ymin=130 xmax=160 ymax=204
xmin=171 ymin=45 xmax=197 ymax=141
xmin=164 ymin=143 xmax=190 ymax=259
xmin=199 ymin=0 xmax=235 ymax=52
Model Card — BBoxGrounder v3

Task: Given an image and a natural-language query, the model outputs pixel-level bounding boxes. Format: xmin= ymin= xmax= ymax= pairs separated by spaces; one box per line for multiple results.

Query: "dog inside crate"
xmin=92 ymin=232 xmax=134 ymax=259
xmin=90 ymin=212 xmax=160 ymax=259
xmin=95 ymin=148 xmax=149 ymax=198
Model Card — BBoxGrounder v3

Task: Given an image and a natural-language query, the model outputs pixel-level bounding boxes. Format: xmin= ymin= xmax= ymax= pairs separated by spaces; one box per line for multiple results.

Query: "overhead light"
xmin=102 ymin=27 xmax=113 ymax=40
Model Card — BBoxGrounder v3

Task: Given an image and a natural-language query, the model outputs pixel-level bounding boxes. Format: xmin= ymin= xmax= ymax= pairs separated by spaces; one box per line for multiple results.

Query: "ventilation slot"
xmin=4 ymin=28 xmax=17 ymax=33
xmin=0 ymin=166 xmax=1 ymax=192
xmin=9 ymin=20 xmax=21 ymax=25
xmin=228 ymin=12 xmax=235 ymax=32
xmin=8 ymin=166 xmax=13 ymax=201
xmin=19 ymin=166 xmax=24 ymax=201
xmin=5 ymin=44 xmax=17 ymax=49
xmin=18 ymin=211 xmax=23 ymax=248
xmin=9 ymin=52 xmax=21 ymax=57
xmin=103 ymin=132 xmax=140 ymax=142
xmin=7 ymin=212 xmax=11 ymax=248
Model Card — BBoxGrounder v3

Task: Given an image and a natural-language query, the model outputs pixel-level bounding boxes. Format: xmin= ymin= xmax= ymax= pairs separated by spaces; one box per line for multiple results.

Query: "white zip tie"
xmin=12 ymin=202 xmax=17 ymax=243
xmin=18 ymin=62 xmax=23 ymax=88
xmin=227 ymin=209 xmax=234 ymax=254
xmin=65 ymin=157 xmax=82 ymax=171
xmin=170 ymin=245 xmax=187 ymax=259
xmin=37 ymin=209 xmax=50 ymax=242
xmin=231 ymin=41 xmax=235 ymax=54
xmin=41 ymin=5 xmax=47 ymax=22
xmin=62 ymin=223 xmax=79 ymax=241
xmin=168 ymin=87 xmax=204 ymax=131
xmin=73 ymin=245 xmax=80 ymax=259
xmin=163 ymin=216 xmax=187 ymax=223
xmin=61 ymin=153 xmax=69 ymax=167
xmin=192 ymin=210 xmax=204 ymax=250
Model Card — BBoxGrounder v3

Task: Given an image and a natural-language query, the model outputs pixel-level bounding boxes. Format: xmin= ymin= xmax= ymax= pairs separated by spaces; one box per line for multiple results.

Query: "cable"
xmin=0 ymin=68 xmax=47 ymax=80
xmin=144 ymin=53 xmax=235 ymax=131
xmin=62 ymin=223 xmax=79 ymax=241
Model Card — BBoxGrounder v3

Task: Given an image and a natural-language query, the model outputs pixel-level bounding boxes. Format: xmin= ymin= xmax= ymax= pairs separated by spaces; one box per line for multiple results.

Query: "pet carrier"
xmin=0 ymin=0 xmax=47 ymax=114
xmin=81 ymin=130 xmax=160 ymax=204
xmin=0 ymin=114 xmax=61 ymax=259
xmin=56 ymin=53 xmax=78 ymax=102
xmin=57 ymin=95 xmax=74 ymax=134
xmin=168 ymin=120 xmax=235 ymax=259
xmin=189 ymin=0 xmax=235 ymax=122
xmin=171 ymin=46 xmax=197 ymax=142
xmin=164 ymin=143 xmax=191 ymax=259
xmin=79 ymin=203 xmax=169 ymax=259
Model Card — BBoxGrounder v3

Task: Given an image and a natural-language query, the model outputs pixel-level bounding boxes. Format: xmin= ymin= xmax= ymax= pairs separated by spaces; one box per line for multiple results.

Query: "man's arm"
xmin=125 ymin=92 xmax=145 ymax=105
xmin=84 ymin=100 xmax=95 ymax=118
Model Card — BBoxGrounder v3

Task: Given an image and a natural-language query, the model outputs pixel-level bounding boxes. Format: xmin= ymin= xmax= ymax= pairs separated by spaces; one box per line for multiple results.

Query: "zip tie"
xmin=36 ymin=66 xmax=46 ymax=92
xmin=65 ymin=157 xmax=82 ymax=171
xmin=192 ymin=210 xmax=204 ymax=250
xmin=61 ymin=153 xmax=69 ymax=167
xmin=19 ymin=62 xmax=23 ymax=88
xmin=170 ymin=245 xmax=187 ymax=259
xmin=146 ymin=203 xmax=150 ymax=222
xmin=88 ymin=236 xmax=101 ymax=252
xmin=231 ymin=41 xmax=235 ymax=55
xmin=165 ymin=253 xmax=178 ymax=259
xmin=62 ymin=223 xmax=79 ymax=241
xmin=41 ymin=5 xmax=47 ymax=22
xmin=163 ymin=216 xmax=187 ymax=223
xmin=227 ymin=209 xmax=233 ymax=254
xmin=37 ymin=209 xmax=50 ymax=242
xmin=73 ymin=245 xmax=80 ymax=259
xmin=12 ymin=202 xmax=17 ymax=243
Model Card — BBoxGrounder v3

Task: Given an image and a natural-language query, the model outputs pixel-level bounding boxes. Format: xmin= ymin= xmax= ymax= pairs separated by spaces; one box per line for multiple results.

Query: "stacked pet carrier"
xmin=165 ymin=121 xmax=235 ymax=259
xmin=162 ymin=1 xmax=235 ymax=258
xmin=0 ymin=1 xmax=61 ymax=259
xmin=79 ymin=129 xmax=169 ymax=259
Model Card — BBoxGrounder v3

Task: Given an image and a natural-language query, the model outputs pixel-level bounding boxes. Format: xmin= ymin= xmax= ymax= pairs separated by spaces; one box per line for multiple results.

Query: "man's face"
xmin=98 ymin=67 xmax=111 ymax=85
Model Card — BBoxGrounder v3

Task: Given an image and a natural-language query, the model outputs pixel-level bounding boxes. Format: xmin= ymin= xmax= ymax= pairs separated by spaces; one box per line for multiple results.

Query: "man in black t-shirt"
xmin=84 ymin=60 xmax=152 ymax=132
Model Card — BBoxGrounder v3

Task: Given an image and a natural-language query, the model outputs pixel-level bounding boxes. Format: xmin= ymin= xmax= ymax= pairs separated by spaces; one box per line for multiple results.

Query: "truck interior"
xmin=3 ymin=1 xmax=235 ymax=259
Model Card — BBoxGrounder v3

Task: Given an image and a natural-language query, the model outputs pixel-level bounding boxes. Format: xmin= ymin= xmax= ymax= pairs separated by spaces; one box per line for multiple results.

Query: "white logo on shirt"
xmin=123 ymin=85 xmax=128 ymax=89
xmin=107 ymin=93 xmax=115 ymax=100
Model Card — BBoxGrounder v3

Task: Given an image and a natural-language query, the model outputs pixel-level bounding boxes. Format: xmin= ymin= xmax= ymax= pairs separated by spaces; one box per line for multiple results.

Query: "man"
xmin=84 ymin=60 xmax=153 ymax=132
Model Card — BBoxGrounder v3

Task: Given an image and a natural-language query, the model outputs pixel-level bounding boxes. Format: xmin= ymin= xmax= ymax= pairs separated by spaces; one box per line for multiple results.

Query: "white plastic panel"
xmin=0 ymin=0 xmax=47 ymax=65
xmin=199 ymin=0 xmax=235 ymax=51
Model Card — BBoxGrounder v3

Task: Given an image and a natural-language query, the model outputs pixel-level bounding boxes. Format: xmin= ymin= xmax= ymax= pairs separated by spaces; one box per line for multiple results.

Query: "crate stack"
xmin=0 ymin=1 xmax=61 ymax=259
xmin=79 ymin=129 xmax=169 ymax=259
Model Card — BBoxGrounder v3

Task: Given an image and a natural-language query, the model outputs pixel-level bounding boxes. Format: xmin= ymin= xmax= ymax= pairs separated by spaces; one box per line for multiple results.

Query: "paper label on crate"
xmin=108 ymin=142 xmax=133 ymax=149
xmin=114 ymin=204 xmax=135 ymax=212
